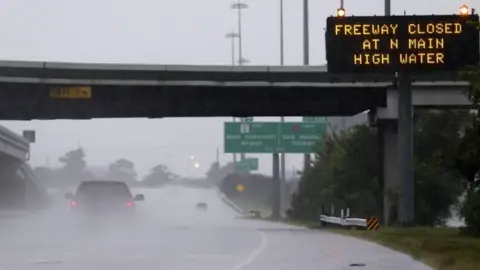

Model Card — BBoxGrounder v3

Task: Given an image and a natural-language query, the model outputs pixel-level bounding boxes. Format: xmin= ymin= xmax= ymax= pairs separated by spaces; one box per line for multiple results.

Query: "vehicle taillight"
xmin=126 ymin=201 xmax=133 ymax=207
xmin=70 ymin=200 xmax=77 ymax=207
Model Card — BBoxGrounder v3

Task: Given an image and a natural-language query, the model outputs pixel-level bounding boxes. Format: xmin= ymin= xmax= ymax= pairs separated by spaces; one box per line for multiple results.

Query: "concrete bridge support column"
xmin=0 ymin=160 xmax=26 ymax=209
xmin=380 ymin=120 xmax=400 ymax=226
xmin=0 ymin=159 xmax=49 ymax=211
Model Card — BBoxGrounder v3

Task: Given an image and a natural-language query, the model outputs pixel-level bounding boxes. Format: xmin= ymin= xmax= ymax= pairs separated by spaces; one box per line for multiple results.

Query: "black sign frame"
xmin=326 ymin=14 xmax=480 ymax=73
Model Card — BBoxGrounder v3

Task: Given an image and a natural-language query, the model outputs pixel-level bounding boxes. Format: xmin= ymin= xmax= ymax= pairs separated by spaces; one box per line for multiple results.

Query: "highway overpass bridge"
xmin=0 ymin=61 xmax=469 ymax=120
xmin=0 ymin=60 xmax=473 ymax=224
xmin=0 ymin=125 xmax=48 ymax=211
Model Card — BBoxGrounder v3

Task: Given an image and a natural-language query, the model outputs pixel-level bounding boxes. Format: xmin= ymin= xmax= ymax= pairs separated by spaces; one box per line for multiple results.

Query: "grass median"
xmin=329 ymin=227 xmax=480 ymax=270
xmin=224 ymin=195 xmax=480 ymax=269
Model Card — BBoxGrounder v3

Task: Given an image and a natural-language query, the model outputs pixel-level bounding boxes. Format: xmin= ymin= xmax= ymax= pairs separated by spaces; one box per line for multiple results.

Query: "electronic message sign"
xmin=326 ymin=15 xmax=480 ymax=73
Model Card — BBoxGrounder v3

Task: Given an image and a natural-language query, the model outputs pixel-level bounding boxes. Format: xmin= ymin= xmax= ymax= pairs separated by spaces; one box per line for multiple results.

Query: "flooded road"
xmin=0 ymin=185 xmax=433 ymax=270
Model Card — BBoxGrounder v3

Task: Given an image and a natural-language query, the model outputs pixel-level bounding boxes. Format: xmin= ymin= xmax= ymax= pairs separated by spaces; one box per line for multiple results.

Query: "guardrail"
xmin=319 ymin=208 xmax=380 ymax=230
xmin=214 ymin=187 xmax=245 ymax=215
xmin=319 ymin=215 xmax=367 ymax=228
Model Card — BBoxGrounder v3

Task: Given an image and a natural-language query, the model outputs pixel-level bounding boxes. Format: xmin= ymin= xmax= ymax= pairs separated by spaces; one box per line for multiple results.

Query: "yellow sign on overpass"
xmin=50 ymin=86 xmax=91 ymax=99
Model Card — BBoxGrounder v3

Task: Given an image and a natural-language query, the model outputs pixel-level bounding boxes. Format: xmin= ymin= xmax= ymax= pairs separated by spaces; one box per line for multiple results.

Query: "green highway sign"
xmin=303 ymin=116 xmax=325 ymax=122
xmin=225 ymin=122 xmax=279 ymax=153
xmin=235 ymin=158 xmax=259 ymax=172
xmin=224 ymin=122 xmax=327 ymax=153
xmin=240 ymin=117 xmax=253 ymax=122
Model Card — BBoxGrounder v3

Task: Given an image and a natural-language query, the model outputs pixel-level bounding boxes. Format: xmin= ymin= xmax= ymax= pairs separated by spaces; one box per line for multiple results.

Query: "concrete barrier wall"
xmin=214 ymin=186 xmax=245 ymax=215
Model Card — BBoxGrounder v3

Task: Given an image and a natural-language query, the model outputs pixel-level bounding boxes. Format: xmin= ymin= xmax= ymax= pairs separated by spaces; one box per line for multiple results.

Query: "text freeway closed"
xmin=325 ymin=14 xmax=479 ymax=73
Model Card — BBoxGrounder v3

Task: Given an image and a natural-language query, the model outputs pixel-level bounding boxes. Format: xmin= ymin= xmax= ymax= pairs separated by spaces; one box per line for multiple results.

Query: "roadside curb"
xmin=214 ymin=187 xmax=246 ymax=215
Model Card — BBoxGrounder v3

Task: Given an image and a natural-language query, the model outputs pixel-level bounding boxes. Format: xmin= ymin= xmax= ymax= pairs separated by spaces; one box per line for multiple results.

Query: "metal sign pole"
xmin=272 ymin=153 xmax=281 ymax=219
xmin=397 ymin=70 xmax=414 ymax=225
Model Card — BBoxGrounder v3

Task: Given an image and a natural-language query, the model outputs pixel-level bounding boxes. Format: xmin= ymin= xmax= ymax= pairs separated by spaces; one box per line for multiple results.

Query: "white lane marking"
xmin=30 ymin=260 xmax=63 ymax=265
xmin=227 ymin=229 xmax=268 ymax=270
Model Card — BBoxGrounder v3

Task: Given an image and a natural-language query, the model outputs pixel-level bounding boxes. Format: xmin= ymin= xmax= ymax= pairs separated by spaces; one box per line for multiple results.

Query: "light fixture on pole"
xmin=231 ymin=1 xmax=249 ymax=66
xmin=460 ymin=4 xmax=469 ymax=15
xmin=238 ymin=58 xmax=249 ymax=65
xmin=336 ymin=0 xmax=346 ymax=17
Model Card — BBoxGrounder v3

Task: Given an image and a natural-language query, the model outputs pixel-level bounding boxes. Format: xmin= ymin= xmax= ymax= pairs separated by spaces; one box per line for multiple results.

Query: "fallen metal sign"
xmin=50 ymin=86 xmax=92 ymax=99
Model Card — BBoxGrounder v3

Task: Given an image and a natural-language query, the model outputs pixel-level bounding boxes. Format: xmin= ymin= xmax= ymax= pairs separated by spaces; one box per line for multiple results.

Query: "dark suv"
xmin=65 ymin=180 xmax=144 ymax=223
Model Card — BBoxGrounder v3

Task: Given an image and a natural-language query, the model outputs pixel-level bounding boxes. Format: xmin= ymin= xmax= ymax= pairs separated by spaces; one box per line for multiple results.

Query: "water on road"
xmin=0 ymin=185 xmax=434 ymax=270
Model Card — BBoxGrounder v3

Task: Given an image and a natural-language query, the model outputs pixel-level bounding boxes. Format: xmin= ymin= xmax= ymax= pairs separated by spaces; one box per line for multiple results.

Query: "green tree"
xmin=289 ymin=125 xmax=378 ymax=220
xmin=289 ymin=111 xmax=468 ymax=226
xmin=58 ymin=148 xmax=94 ymax=186
xmin=207 ymin=161 xmax=235 ymax=185
xmin=454 ymin=20 xmax=480 ymax=235
xmin=220 ymin=173 xmax=273 ymax=207
xmin=289 ymin=131 xmax=348 ymax=220
xmin=59 ymin=148 xmax=86 ymax=172
xmin=414 ymin=111 xmax=470 ymax=225
xmin=108 ymin=159 xmax=138 ymax=186
xmin=141 ymin=164 xmax=176 ymax=187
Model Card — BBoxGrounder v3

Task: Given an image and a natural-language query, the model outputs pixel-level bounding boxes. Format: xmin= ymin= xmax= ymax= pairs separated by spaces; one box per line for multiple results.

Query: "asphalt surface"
xmin=0 ymin=185 xmax=435 ymax=270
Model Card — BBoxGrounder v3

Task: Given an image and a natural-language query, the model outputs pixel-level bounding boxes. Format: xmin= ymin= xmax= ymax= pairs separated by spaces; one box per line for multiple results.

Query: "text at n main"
xmin=333 ymin=22 xmax=464 ymax=66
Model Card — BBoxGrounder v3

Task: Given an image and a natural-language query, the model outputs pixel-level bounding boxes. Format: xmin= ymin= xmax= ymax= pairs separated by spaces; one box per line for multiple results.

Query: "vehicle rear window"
xmin=76 ymin=181 xmax=132 ymax=199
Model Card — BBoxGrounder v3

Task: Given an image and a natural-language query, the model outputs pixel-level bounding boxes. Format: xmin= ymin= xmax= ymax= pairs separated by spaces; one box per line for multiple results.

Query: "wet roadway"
xmin=0 ymin=185 xmax=434 ymax=270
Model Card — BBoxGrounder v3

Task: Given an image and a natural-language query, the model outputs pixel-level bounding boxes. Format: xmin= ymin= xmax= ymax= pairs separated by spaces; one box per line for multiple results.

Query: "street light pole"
xmin=232 ymin=1 xmax=249 ymax=162
xmin=279 ymin=0 xmax=286 ymax=217
xmin=280 ymin=0 xmax=284 ymax=66
xmin=231 ymin=1 xmax=249 ymax=66
xmin=302 ymin=0 xmax=311 ymax=172
xmin=226 ymin=32 xmax=240 ymax=164
xmin=226 ymin=32 xmax=239 ymax=66
xmin=303 ymin=0 xmax=309 ymax=66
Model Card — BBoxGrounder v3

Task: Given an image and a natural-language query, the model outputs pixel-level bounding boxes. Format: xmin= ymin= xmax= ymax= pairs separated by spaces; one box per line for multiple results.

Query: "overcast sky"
xmin=0 ymin=0 xmax=473 ymax=178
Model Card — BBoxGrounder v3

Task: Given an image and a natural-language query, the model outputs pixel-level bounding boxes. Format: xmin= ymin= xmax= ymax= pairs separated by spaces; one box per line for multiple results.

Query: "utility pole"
xmin=226 ymin=32 xmax=240 ymax=165
xmin=279 ymin=0 xmax=286 ymax=217
xmin=231 ymin=1 xmax=249 ymax=66
xmin=302 ymin=0 xmax=311 ymax=172
xmin=226 ymin=32 xmax=239 ymax=66
xmin=231 ymin=1 xmax=249 ymax=161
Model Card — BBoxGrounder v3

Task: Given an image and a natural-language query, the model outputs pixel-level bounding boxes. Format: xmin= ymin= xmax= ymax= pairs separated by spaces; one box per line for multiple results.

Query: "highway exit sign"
xmin=224 ymin=122 xmax=327 ymax=153
xmin=235 ymin=158 xmax=259 ymax=172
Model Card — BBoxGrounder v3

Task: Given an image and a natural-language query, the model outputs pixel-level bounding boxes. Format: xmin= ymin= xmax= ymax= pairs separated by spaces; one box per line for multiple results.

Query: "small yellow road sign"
xmin=236 ymin=184 xmax=245 ymax=193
